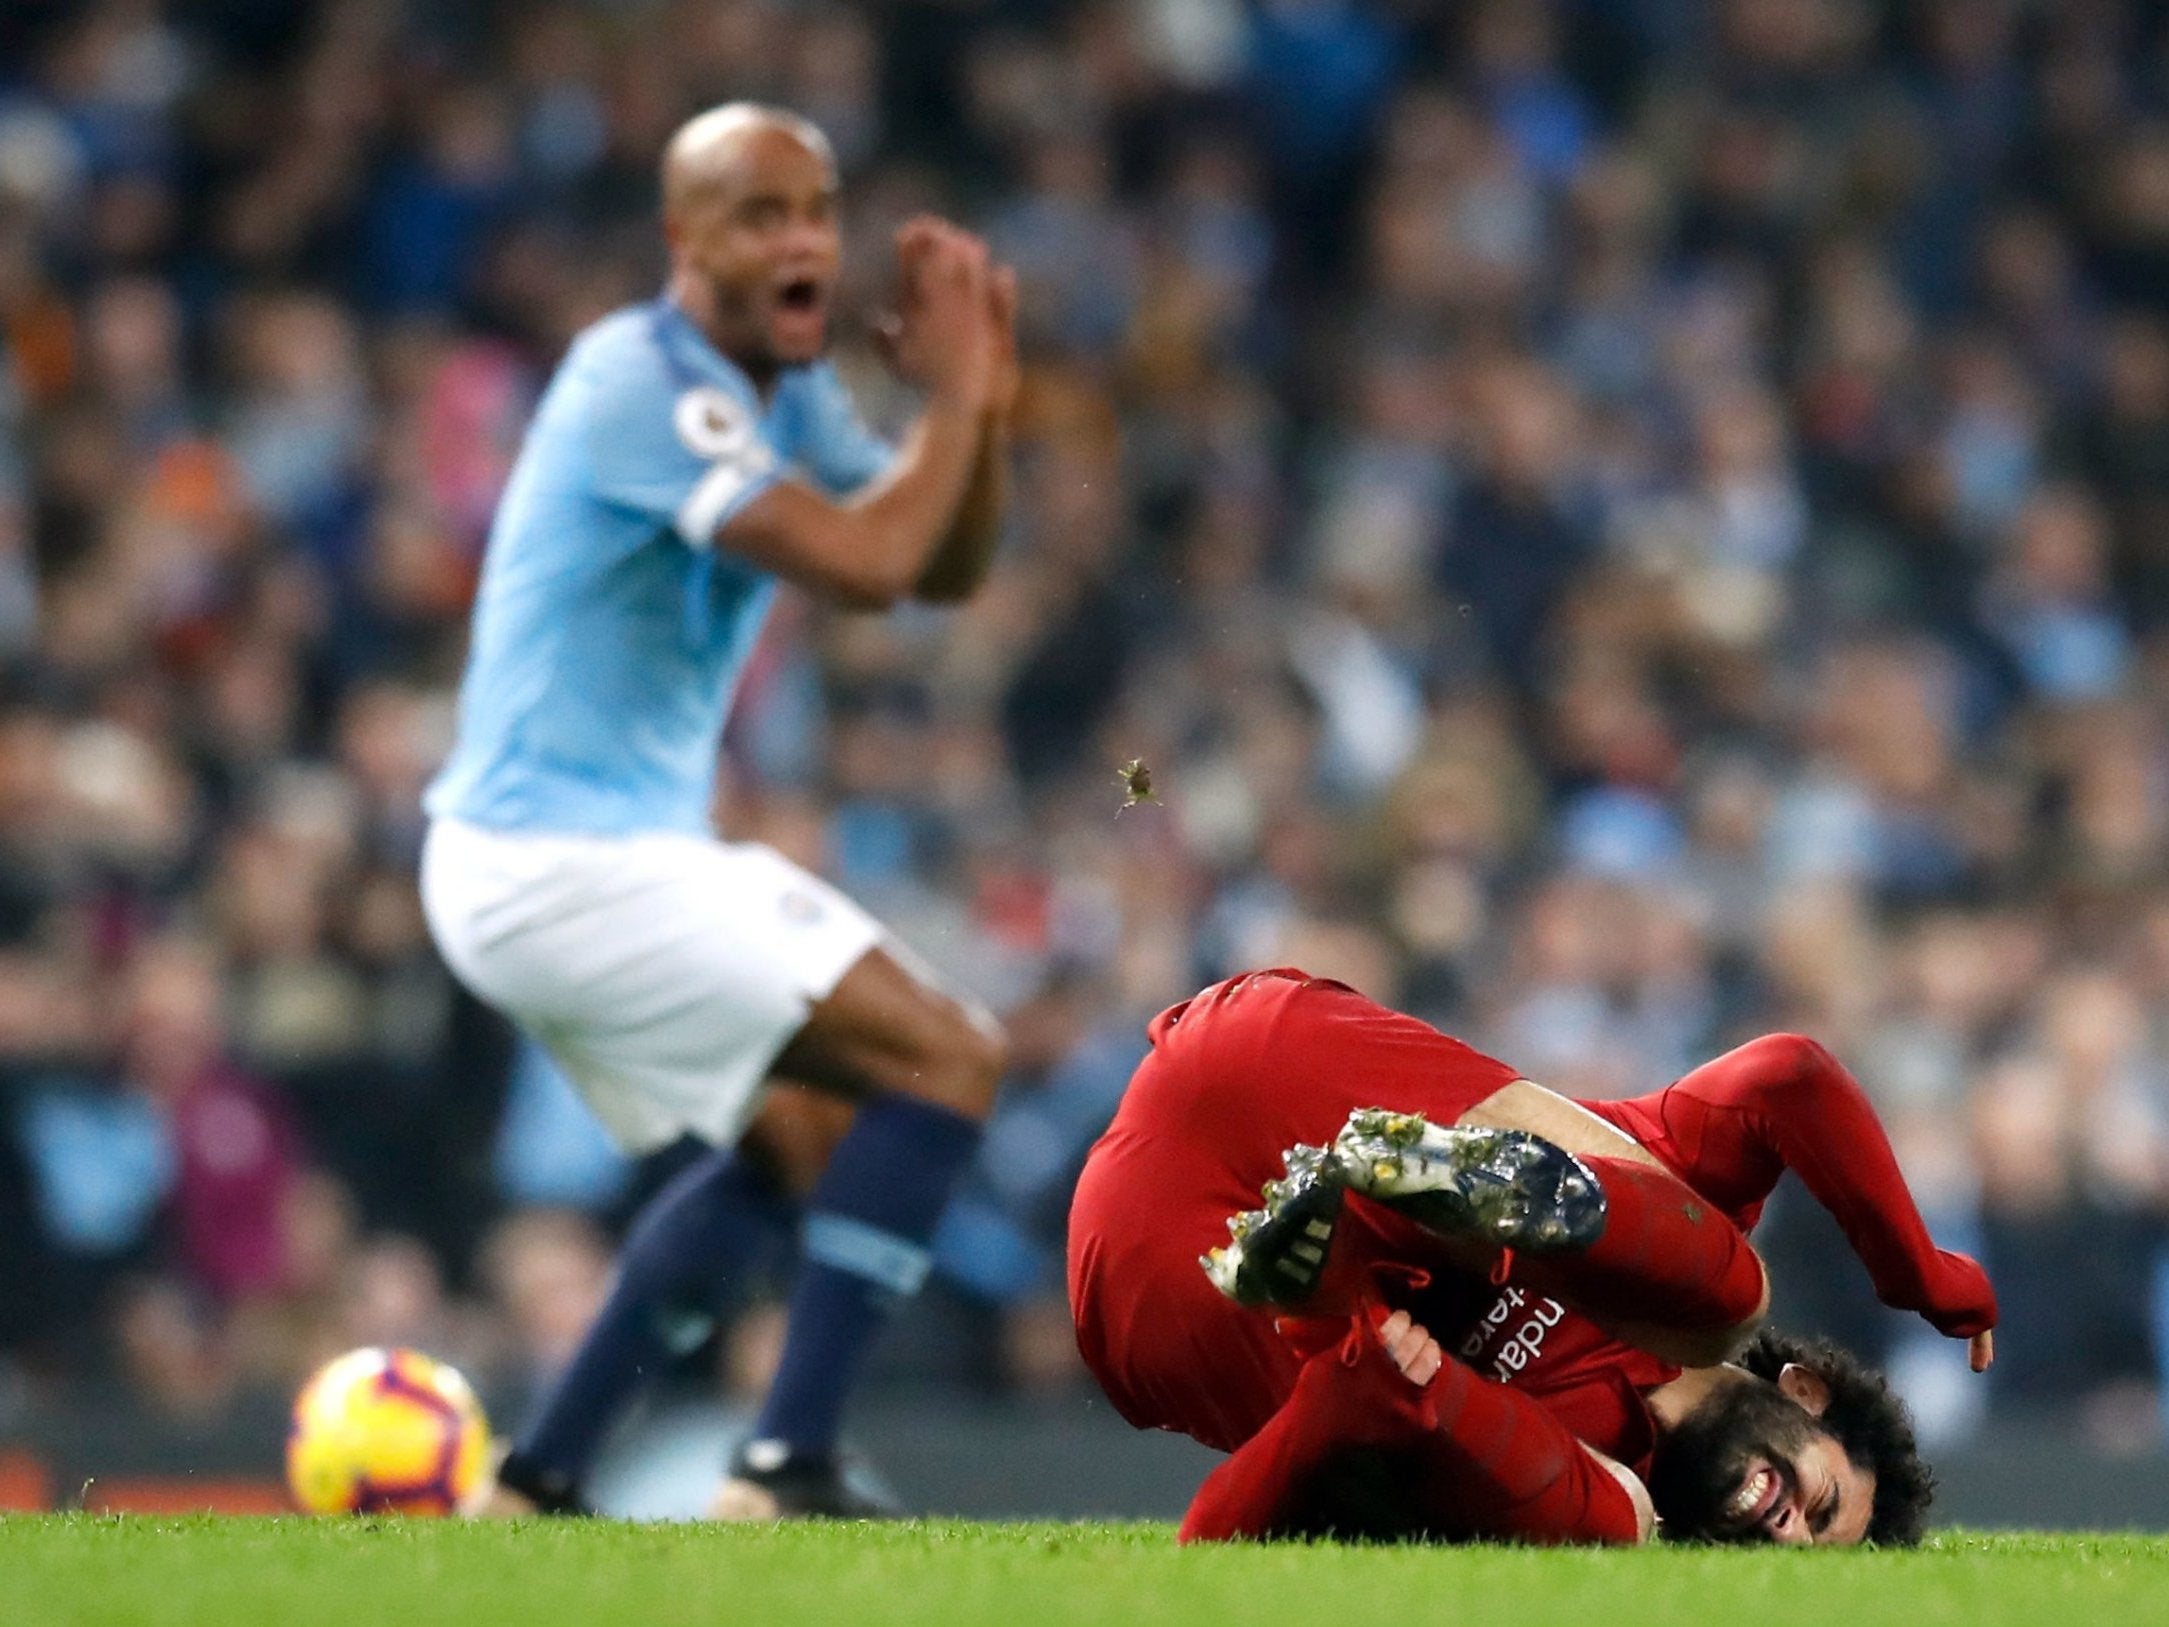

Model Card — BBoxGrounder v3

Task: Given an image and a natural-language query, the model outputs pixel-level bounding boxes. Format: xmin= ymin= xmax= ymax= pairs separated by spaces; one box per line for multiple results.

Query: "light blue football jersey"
xmin=425 ymin=299 xmax=891 ymax=835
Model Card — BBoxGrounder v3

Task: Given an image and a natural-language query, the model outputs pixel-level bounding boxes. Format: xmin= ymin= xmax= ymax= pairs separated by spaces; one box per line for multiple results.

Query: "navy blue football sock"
xmin=748 ymin=1095 xmax=981 ymax=1461
xmin=515 ymin=1145 xmax=792 ymax=1492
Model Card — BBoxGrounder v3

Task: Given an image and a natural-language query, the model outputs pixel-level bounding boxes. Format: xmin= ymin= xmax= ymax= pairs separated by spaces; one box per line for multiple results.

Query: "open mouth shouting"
xmin=769 ymin=272 xmax=830 ymax=354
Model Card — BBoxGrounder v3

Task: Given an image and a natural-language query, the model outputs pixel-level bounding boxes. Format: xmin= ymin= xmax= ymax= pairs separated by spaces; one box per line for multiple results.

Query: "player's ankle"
xmin=717 ymin=1438 xmax=902 ymax=1519
xmin=492 ymin=1448 xmax=594 ymax=1517
xmin=464 ymin=1480 xmax=541 ymax=1519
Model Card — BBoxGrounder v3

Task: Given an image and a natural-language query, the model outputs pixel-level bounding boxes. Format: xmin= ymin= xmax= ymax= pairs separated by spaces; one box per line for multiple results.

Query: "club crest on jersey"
xmin=675 ymin=387 xmax=754 ymax=461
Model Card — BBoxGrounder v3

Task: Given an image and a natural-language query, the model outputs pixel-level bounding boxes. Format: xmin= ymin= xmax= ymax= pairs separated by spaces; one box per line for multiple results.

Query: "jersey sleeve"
xmin=1590 ymin=1035 xmax=1998 ymax=1338
xmin=792 ymin=364 xmax=895 ymax=497
xmin=580 ymin=341 xmax=781 ymax=547
xmin=1179 ymin=1316 xmax=1645 ymax=1546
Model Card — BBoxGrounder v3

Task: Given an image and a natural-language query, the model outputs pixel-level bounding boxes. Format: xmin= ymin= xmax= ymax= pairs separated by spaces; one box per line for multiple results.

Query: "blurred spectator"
xmin=120 ymin=935 xmax=299 ymax=1306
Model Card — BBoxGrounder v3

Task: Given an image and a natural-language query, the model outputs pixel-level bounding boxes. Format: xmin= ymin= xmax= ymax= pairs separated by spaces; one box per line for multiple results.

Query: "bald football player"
xmin=426 ymin=104 xmax=1015 ymax=1520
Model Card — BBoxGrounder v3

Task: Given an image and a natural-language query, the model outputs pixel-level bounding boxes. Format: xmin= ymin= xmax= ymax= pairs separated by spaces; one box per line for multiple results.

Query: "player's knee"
xmin=1746 ymin=1032 xmax=1836 ymax=1087
xmin=905 ymin=997 xmax=1006 ymax=1121
xmin=942 ymin=1003 xmax=1007 ymax=1119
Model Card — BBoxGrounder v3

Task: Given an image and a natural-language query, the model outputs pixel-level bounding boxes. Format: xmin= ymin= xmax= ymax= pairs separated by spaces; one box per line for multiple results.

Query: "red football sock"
xmin=1516 ymin=1155 xmax=1767 ymax=1334
xmin=1178 ymin=1316 xmax=1642 ymax=1546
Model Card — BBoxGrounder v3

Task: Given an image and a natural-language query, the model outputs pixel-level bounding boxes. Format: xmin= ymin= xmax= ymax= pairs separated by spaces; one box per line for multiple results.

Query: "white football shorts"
xmin=421 ymin=818 xmax=884 ymax=1154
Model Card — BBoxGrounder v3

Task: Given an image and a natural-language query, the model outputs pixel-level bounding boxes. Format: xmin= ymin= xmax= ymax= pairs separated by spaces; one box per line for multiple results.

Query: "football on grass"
xmin=286 ymin=1347 xmax=491 ymax=1515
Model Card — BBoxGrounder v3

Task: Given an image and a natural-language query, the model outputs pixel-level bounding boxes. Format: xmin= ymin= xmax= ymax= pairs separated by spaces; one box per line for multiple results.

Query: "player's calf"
xmin=1521 ymin=1152 xmax=1769 ymax=1366
xmin=482 ymin=1445 xmax=596 ymax=1518
xmin=1339 ymin=1108 xmax=1766 ymax=1364
xmin=710 ymin=1441 xmax=899 ymax=1521
xmin=723 ymin=951 xmax=1004 ymax=1510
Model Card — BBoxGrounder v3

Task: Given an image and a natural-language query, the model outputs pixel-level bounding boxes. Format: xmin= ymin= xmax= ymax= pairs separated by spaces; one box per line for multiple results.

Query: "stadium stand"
xmin=1 ymin=0 xmax=2168 ymax=1473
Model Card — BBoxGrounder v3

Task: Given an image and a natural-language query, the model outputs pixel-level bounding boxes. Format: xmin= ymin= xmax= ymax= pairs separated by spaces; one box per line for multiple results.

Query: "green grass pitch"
xmin=2 ymin=1517 xmax=2166 ymax=1627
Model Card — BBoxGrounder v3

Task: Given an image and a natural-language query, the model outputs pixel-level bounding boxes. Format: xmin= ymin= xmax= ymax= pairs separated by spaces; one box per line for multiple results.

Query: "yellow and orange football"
xmin=286 ymin=1347 xmax=491 ymax=1516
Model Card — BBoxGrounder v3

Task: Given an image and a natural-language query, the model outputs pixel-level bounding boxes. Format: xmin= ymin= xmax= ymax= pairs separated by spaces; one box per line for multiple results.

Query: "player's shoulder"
xmin=558 ymin=303 xmax=771 ymax=466
xmin=565 ymin=301 xmax=755 ymax=401
xmin=561 ymin=303 xmax=678 ymax=391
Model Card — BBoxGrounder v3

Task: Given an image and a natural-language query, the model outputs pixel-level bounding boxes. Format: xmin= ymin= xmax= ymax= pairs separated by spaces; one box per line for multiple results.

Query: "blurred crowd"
xmin=4 ymin=0 xmax=2169 ymax=1455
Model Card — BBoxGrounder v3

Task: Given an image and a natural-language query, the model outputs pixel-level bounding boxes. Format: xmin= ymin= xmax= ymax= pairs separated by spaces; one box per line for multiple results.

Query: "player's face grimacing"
xmin=670 ymin=123 xmax=842 ymax=374
xmin=1647 ymin=1373 xmax=1876 ymax=1546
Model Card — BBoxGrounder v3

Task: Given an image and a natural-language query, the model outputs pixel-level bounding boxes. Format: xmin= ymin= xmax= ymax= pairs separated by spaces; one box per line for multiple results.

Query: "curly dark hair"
xmin=1735 ymin=1327 xmax=1936 ymax=1546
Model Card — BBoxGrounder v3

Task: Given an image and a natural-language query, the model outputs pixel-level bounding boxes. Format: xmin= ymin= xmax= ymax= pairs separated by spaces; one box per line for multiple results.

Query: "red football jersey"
xmin=1069 ymin=969 xmax=1712 ymax=1475
xmin=1077 ymin=971 xmax=1997 ymax=1548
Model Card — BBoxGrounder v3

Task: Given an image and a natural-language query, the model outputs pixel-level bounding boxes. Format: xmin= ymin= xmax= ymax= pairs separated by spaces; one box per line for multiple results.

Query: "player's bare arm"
xmin=654 ymin=106 xmax=1011 ymax=610
xmin=717 ymin=218 xmax=1006 ymax=609
xmin=912 ymin=264 xmax=1017 ymax=603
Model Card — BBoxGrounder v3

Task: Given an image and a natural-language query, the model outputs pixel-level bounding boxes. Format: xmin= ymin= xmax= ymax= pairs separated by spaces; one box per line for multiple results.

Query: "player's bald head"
xmin=662 ymin=103 xmax=836 ymax=225
xmin=659 ymin=103 xmax=843 ymax=375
